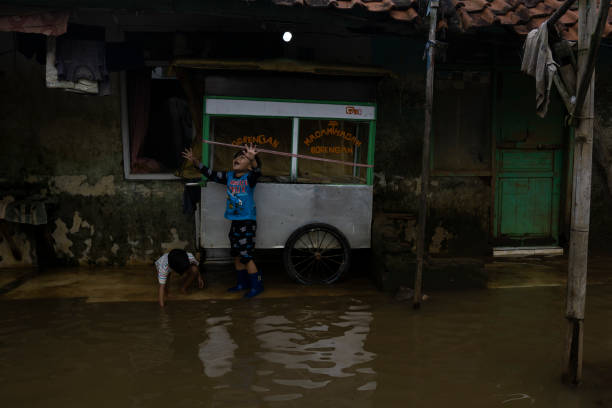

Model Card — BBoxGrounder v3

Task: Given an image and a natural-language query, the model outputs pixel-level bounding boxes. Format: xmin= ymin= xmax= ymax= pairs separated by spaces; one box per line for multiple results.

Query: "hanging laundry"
xmin=521 ymin=23 xmax=559 ymax=118
xmin=46 ymin=36 xmax=98 ymax=94
xmin=55 ymin=37 xmax=111 ymax=95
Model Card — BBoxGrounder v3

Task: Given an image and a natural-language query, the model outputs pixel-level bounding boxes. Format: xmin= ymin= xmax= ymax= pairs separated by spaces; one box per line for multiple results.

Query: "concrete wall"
xmin=0 ymin=33 xmax=195 ymax=267
xmin=370 ymin=72 xmax=491 ymax=290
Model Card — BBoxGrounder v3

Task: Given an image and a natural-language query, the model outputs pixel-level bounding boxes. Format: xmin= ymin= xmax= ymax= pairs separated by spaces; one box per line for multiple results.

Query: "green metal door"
xmin=494 ymin=72 xmax=565 ymax=245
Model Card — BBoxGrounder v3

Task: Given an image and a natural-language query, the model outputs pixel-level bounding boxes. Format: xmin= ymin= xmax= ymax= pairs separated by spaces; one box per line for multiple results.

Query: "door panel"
xmin=494 ymin=72 xmax=565 ymax=245
xmin=499 ymin=151 xmax=554 ymax=173
xmin=499 ymin=178 xmax=552 ymax=237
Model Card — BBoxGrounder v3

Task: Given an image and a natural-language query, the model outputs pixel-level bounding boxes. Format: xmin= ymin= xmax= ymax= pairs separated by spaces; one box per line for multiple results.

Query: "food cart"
xmin=197 ymin=96 xmax=376 ymax=284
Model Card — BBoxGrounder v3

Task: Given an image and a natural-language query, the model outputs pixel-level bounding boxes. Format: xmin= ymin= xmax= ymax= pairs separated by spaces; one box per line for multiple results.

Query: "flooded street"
xmin=1 ymin=285 xmax=612 ymax=408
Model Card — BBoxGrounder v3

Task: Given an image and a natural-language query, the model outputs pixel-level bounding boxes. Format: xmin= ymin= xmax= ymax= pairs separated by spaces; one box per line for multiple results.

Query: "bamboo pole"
xmin=414 ymin=0 xmax=439 ymax=309
xmin=563 ymin=0 xmax=596 ymax=386
xmin=548 ymin=0 xmax=579 ymax=28
xmin=569 ymin=0 xmax=610 ymax=127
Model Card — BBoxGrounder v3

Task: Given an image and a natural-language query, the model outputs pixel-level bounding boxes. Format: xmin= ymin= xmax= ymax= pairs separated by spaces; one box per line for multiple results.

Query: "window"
xmin=209 ymin=117 xmax=292 ymax=182
xmin=298 ymin=119 xmax=370 ymax=184
xmin=203 ymin=98 xmax=376 ymax=185
xmin=122 ymin=67 xmax=194 ymax=179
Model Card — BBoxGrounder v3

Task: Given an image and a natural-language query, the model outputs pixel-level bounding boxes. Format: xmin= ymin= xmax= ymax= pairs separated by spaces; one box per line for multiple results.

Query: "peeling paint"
xmin=1 ymin=54 xmax=197 ymax=268
xmin=125 ymin=184 xmax=153 ymax=197
xmin=374 ymin=172 xmax=387 ymax=188
xmin=50 ymin=175 xmax=116 ymax=196
xmin=127 ymin=251 xmax=154 ymax=266
xmin=69 ymin=212 xmax=83 ymax=234
xmin=0 ymin=195 xmax=16 ymax=219
xmin=161 ymin=228 xmax=188 ymax=252
xmin=68 ymin=211 xmax=95 ymax=237
xmin=79 ymin=238 xmax=92 ymax=265
xmin=404 ymin=219 xmax=417 ymax=251
xmin=429 ymin=225 xmax=454 ymax=254
xmin=95 ymin=256 xmax=109 ymax=264
xmin=0 ymin=231 xmax=34 ymax=266
xmin=51 ymin=218 xmax=73 ymax=257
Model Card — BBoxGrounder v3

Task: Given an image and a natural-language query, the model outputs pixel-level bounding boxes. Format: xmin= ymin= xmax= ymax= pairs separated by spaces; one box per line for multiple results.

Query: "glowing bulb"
xmin=282 ymin=31 xmax=292 ymax=42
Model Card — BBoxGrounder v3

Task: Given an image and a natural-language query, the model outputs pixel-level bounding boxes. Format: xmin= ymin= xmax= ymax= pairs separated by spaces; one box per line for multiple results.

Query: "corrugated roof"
xmin=272 ymin=0 xmax=612 ymax=41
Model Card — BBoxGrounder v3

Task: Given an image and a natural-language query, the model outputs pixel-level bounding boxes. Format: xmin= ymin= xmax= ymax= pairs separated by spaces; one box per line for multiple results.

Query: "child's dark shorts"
xmin=229 ymin=220 xmax=257 ymax=264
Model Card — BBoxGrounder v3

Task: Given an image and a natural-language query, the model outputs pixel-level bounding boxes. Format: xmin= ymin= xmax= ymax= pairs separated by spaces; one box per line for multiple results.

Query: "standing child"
xmin=156 ymin=248 xmax=204 ymax=307
xmin=182 ymin=143 xmax=263 ymax=298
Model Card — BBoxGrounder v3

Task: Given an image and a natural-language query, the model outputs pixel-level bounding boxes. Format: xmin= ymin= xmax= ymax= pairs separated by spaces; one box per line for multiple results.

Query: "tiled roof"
xmin=272 ymin=0 xmax=612 ymax=41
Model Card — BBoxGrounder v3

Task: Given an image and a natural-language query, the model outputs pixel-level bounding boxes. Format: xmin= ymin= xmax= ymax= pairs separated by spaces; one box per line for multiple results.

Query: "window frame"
xmin=120 ymin=69 xmax=186 ymax=180
xmin=202 ymin=96 xmax=377 ymax=185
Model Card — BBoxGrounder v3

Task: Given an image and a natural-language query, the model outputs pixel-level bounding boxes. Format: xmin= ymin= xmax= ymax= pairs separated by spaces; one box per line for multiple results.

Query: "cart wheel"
xmin=283 ymin=223 xmax=351 ymax=285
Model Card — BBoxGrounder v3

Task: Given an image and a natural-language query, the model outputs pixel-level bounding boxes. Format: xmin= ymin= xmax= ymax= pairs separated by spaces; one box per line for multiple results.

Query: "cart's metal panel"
xmin=200 ymin=183 xmax=373 ymax=249
xmin=205 ymin=98 xmax=376 ymax=120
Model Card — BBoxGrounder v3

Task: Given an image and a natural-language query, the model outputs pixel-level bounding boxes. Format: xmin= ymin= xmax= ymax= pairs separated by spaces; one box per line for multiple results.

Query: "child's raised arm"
xmin=244 ymin=143 xmax=261 ymax=187
xmin=182 ymin=148 xmax=227 ymax=184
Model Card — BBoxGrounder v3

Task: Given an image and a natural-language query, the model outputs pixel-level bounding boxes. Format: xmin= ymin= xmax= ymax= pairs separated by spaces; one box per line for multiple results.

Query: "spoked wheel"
xmin=283 ymin=223 xmax=351 ymax=285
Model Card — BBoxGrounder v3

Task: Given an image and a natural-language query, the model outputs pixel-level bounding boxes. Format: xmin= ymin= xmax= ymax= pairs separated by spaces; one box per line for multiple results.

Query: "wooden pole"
xmin=569 ymin=0 xmax=610 ymax=127
xmin=548 ymin=0 xmax=579 ymax=28
xmin=414 ymin=0 xmax=439 ymax=309
xmin=563 ymin=0 xmax=596 ymax=386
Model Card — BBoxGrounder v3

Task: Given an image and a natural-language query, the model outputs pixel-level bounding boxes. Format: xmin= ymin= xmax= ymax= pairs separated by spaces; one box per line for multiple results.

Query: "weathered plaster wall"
xmin=0 ymin=35 xmax=194 ymax=267
xmin=370 ymin=72 xmax=491 ymax=290
xmin=3 ymin=30 xmax=609 ymax=288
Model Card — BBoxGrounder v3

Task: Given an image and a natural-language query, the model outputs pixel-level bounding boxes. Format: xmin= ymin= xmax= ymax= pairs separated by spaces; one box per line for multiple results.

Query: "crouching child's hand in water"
xmin=155 ymin=249 xmax=203 ymax=307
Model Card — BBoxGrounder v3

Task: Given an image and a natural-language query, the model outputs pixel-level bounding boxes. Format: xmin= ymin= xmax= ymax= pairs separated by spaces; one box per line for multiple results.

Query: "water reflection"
xmin=198 ymin=315 xmax=237 ymax=378
xmin=197 ymin=299 xmax=378 ymax=404
xmin=3 ymin=285 xmax=612 ymax=407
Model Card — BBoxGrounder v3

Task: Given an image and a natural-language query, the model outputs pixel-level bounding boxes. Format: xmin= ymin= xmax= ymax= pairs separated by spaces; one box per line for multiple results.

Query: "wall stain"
xmin=429 ymin=225 xmax=454 ymax=254
xmin=161 ymin=228 xmax=189 ymax=252
xmin=51 ymin=218 xmax=73 ymax=258
xmin=50 ymin=175 xmax=116 ymax=197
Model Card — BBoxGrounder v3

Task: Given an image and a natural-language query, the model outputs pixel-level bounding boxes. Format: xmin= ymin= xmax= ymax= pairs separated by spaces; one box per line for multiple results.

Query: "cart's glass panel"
xmin=298 ymin=120 xmax=369 ymax=184
xmin=210 ymin=117 xmax=292 ymax=182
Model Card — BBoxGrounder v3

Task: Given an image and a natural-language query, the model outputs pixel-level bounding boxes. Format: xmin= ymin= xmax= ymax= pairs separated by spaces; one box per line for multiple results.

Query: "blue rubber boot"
xmin=243 ymin=271 xmax=264 ymax=298
xmin=227 ymin=269 xmax=249 ymax=292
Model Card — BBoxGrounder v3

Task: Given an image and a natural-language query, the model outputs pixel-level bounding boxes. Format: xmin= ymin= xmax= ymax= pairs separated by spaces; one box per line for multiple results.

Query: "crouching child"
xmin=156 ymin=248 xmax=204 ymax=307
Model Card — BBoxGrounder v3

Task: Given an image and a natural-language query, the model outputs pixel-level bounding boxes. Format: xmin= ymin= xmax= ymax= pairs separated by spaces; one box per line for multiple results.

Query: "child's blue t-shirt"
xmin=198 ymin=164 xmax=260 ymax=221
xmin=225 ymin=171 xmax=256 ymax=220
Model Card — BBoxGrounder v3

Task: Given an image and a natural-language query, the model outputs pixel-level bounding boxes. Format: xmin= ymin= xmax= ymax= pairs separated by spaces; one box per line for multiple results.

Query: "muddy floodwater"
xmin=1 ymin=285 xmax=612 ymax=408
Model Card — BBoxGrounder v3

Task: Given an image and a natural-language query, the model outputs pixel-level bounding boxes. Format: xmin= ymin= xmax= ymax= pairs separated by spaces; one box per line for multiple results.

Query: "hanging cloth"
xmin=521 ymin=23 xmax=559 ymax=118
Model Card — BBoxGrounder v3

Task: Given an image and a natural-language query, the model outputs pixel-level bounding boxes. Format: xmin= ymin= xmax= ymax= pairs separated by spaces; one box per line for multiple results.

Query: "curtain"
xmin=127 ymin=69 xmax=161 ymax=173
xmin=175 ymin=67 xmax=205 ymax=178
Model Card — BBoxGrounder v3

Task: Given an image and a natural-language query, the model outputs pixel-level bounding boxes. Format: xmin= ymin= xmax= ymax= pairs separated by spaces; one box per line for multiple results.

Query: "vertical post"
xmin=291 ymin=117 xmax=299 ymax=182
xmin=202 ymin=111 xmax=210 ymax=168
xmin=563 ymin=0 xmax=596 ymax=385
xmin=414 ymin=0 xmax=439 ymax=309
xmin=367 ymin=121 xmax=376 ymax=185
